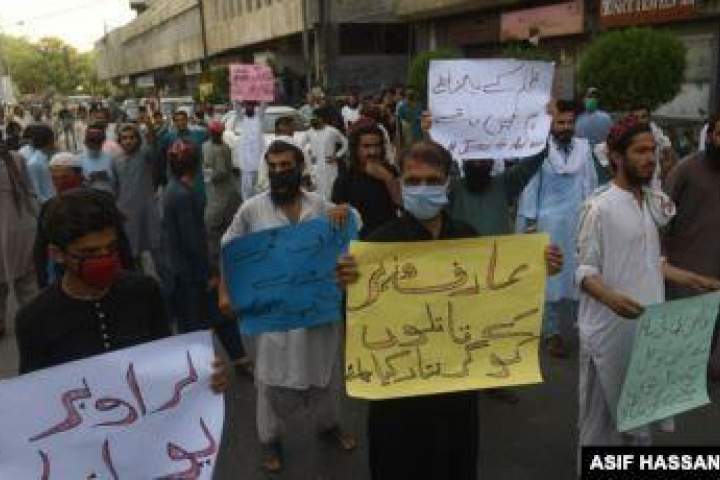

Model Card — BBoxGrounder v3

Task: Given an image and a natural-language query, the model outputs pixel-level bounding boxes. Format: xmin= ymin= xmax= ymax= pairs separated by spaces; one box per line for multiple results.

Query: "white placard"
xmin=429 ymin=59 xmax=555 ymax=160
xmin=0 ymin=331 xmax=224 ymax=479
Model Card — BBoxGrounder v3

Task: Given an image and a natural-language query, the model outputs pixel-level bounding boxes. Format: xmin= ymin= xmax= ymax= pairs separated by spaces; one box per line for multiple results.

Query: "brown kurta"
xmin=664 ymin=152 xmax=720 ymax=299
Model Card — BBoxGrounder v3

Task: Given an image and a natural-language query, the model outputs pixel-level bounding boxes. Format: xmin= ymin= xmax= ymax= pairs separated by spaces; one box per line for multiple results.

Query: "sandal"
xmin=261 ymin=441 xmax=283 ymax=474
xmin=318 ymin=426 xmax=358 ymax=452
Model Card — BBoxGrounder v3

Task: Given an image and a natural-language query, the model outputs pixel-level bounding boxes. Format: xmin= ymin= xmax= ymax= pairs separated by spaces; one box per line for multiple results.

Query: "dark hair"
xmin=709 ymin=112 xmax=720 ymax=135
xmin=400 ymin=141 xmax=452 ymax=176
xmin=275 ymin=116 xmax=294 ymax=131
xmin=172 ymin=110 xmax=188 ymax=119
xmin=45 ymin=188 xmax=124 ymax=250
xmin=630 ymin=103 xmax=650 ymax=113
xmin=30 ymin=124 xmax=55 ymax=149
xmin=167 ymin=139 xmax=197 ymax=177
xmin=118 ymin=124 xmax=141 ymax=151
xmin=264 ymin=140 xmax=304 ymax=168
xmin=555 ymin=100 xmax=576 ymax=114
xmin=347 ymin=120 xmax=386 ymax=171
xmin=153 ymin=111 xmax=164 ymax=118
xmin=607 ymin=115 xmax=653 ymax=155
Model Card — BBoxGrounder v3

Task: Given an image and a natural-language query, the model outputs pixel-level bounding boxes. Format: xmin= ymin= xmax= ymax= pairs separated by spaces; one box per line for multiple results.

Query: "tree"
xmin=578 ymin=28 xmax=686 ymax=112
xmin=407 ymin=48 xmax=462 ymax=104
xmin=0 ymin=34 xmax=105 ymax=95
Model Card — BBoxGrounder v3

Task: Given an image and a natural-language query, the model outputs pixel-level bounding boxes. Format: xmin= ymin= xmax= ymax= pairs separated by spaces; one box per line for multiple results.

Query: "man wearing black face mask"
xmin=420 ymin=113 xmax=546 ymax=237
xmin=664 ymin=113 xmax=720 ymax=378
xmin=218 ymin=140 xmax=360 ymax=474
xmin=516 ymin=100 xmax=597 ymax=359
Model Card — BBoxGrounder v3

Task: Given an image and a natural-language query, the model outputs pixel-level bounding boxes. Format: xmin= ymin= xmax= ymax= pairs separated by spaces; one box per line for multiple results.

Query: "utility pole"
xmin=301 ymin=0 xmax=312 ymax=92
xmin=198 ymin=0 xmax=210 ymax=70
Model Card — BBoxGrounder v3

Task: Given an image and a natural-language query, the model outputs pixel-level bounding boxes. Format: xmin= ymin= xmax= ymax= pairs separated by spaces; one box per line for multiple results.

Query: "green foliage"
xmin=407 ymin=48 xmax=462 ymax=104
xmin=197 ymin=66 xmax=229 ymax=104
xmin=578 ymin=28 xmax=686 ymax=111
xmin=0 ymin=34 xmax=105 ymax=95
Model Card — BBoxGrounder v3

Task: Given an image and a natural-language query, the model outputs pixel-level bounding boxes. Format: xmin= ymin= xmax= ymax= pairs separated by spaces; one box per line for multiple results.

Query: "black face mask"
xmin=270 ymin=168 xmax=303 ymax=205
xmin=463 ymin=161 xmax=493 ymax=193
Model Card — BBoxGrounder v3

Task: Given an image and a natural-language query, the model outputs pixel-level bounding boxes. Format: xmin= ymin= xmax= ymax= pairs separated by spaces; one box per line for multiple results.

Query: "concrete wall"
xmin=331 ymin=0 xmax=398 ymax=22
xmin=96 ymin=0 xmax=204 ymax=80
xmin=203 ymin=0 xmax=305 ymax=56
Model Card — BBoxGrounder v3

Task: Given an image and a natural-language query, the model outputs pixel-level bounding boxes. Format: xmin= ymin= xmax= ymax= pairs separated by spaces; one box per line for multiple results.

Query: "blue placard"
xmin=222 ymin=216 xmax=357 ymax=334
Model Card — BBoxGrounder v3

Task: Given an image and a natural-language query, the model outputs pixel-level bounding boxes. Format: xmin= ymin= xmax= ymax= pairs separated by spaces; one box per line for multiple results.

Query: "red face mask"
xmin=73 ymin=252 xmax=122 ymax=289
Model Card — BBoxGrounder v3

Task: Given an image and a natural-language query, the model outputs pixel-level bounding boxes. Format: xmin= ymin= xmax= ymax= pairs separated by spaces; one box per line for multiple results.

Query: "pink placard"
xmin=229 ymin=64 xmax=275 ymax=102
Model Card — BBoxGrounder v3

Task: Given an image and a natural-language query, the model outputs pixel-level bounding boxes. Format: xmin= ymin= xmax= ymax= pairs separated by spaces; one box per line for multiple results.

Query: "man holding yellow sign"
xmin=337 ymin=141 xmax=563 ymax=480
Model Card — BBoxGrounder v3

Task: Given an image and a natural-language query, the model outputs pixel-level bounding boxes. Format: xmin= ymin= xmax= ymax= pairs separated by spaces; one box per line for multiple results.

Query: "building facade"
xmin=96 ymin=0 xmax=719 ymax=120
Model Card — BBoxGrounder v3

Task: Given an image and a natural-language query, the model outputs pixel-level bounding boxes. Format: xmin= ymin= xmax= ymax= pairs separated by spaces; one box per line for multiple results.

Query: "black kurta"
xmin=366 ymin=213 xmax=479 ymax=480
xmin=16 ymin=273 xmax=171 ymax=374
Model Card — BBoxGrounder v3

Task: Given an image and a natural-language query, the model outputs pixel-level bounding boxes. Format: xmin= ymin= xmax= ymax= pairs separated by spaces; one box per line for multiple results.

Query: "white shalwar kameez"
xmin=221 ymin=191 xmax=359 ymax=444
xmin=229 ymin=105 xmax=266 ymax=201
xmin=576 ymin=183 xmax=676 ymax=457
xmin=307 ymin=126 xmax=348 ymax=201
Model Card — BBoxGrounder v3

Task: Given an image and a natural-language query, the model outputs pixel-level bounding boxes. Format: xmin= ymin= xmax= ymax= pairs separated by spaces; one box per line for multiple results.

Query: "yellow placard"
xmin=345 ymin=233 xmax=549 ymax=400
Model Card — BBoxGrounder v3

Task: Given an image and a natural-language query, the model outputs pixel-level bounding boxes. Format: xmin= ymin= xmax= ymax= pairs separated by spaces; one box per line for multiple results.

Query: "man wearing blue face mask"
xmin=575 ymin=87 xmax=613 ymax=147
xmin=336 ymin=141 xmax=564 ymax=480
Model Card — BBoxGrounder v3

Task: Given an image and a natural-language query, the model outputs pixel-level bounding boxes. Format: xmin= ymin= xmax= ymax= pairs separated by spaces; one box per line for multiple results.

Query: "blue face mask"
xmin=402 ymin=184 xmax=449 ymax=220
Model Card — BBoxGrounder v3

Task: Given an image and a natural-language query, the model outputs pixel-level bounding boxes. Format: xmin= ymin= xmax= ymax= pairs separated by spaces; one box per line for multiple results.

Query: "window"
xmin=339 ymin=24 xmax=410 ymax=56
xmin=247 ymin=0 xmax=253 ymax=12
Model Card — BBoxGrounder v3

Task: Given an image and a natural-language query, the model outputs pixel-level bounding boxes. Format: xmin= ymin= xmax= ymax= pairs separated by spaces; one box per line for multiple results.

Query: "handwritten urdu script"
xmin=429 ymin=59 xmax=554 ymax=160
xmin=345 ymin=234 xmax=549 ymax=400
xmin=0 ymin=332 xmax=223 ymax=479
xmin=617 ymin=293 xmax=720 ymax=432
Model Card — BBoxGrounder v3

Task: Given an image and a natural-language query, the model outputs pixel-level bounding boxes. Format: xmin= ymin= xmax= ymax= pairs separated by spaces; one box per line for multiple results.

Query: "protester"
xmin=517 ymin=100 xmax=598 ymax=358
xmin=25 ymin=124 xmax=57 ymax=203
xmin=88 ymin=106 xmax=122 ymax=157
xmin=14 ymin=188 xmax=228 ymax=402
xmin=631 ymin=104 xmax=676 ymax=187
xmin=162 ymin=139 xmax=210 ymax=334
xmin=202 ymin=120 xmax=249 ymax=376
xmin=219 ymin=140 xmax=358 ymax=474
xmin=341 ymin=93 xmax=361 ymax=130
xmin=0 ymin=144 xmax=38 ymax=338
xmin=663 ymin=113 xmax=720 ymax=377
xmin=256 ymin=115 xmax=312 ymax=193
xmin=33 ymin=152 xmax=84 ymax=289
xmin=576 ymin=115 xmax=720 ymax=454
xmin=228 ymin=101 xmax=266 ymax=201
xmin=79 ymin=123 xmax=118 ymax=195
xmin=308 ymin=108 xmax=348 ymax=201
xmin=336 ymin=141 xmax=563 ymax=480
xmin=113 ymin=123 xmax=161 ymax=269
xmin=575 ymin=87 xmax=613 ymax=146
xmin=158 ymin=110 xmax=209 ymax=205
xmin=332 ymin=120 xmax=399 ymax=239
xmin=396 ymin=87 xmax=423 ymax=151
xmin=359 ymin=104 xmax=396 ymax=165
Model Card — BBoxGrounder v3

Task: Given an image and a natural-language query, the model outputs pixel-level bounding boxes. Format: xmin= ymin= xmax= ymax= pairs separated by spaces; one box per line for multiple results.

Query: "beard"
xmin=622 ymin=162 xmax=652 ymax=187
xmin=552 ymin=130 xmax=573 ymax=146
xmin=269 ymin=169 xmax=302 ymax=205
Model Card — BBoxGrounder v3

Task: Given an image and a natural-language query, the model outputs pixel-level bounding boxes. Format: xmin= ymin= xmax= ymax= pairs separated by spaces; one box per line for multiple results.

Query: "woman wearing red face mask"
xmin=32 ymin=154 xmax=135 ymax=289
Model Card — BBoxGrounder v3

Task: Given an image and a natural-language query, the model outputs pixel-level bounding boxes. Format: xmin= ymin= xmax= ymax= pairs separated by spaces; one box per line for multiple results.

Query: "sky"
xmin=0 ymin=0 xmax=136 ymax=52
